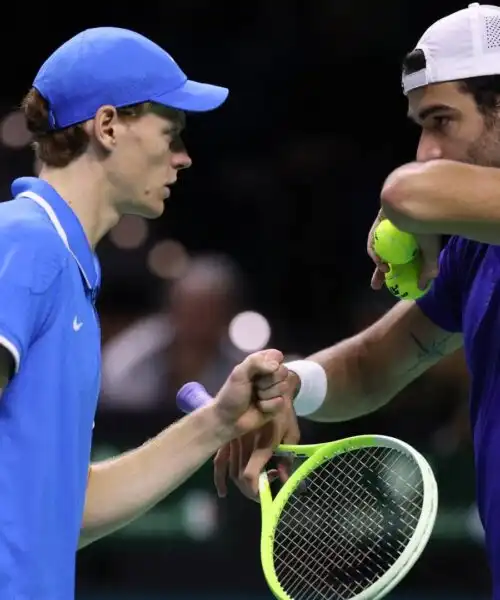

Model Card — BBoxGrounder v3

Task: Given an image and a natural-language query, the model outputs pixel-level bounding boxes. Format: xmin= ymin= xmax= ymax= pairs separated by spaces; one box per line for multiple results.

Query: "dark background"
xmin=0 ymin=1 xmax=489 ymax=598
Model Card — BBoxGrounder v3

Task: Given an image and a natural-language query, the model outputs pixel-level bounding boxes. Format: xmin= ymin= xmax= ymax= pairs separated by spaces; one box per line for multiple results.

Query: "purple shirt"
xmin=418 ymin=236 xmax=500 ymax=597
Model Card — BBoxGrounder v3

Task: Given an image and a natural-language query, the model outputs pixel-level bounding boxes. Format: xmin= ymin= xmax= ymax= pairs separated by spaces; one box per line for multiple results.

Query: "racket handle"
xmin=177 ymin=382 xmax=213 ymax=414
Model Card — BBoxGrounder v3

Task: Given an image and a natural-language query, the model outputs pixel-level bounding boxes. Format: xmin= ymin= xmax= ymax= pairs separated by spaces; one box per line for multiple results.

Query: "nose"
xmin=172 ymin=149 xmax=192 ymax=171
xmin=416 ymin=131 xmax=443 ymax=162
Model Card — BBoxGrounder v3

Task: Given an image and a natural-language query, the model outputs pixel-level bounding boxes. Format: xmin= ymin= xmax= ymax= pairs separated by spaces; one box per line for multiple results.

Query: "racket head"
xmin=260 ymin=434 xmax=438 ymax=600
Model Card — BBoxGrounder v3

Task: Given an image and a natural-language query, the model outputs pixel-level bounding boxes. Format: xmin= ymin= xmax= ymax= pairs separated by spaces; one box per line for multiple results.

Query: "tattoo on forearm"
xmin=408 ymin=331 xmax=455 ymax=372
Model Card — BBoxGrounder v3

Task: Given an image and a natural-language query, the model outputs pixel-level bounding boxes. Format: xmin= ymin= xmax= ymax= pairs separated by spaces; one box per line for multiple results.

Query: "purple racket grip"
xmin=177 ymin=382 xmax=213 ymax=414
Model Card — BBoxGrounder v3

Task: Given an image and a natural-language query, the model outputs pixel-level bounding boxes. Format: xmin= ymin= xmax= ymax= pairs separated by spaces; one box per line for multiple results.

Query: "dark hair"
xmin=402 ymin=49 xmax=500 ymax=120
xmin=21 ymin=88 xmax=184 ymax=168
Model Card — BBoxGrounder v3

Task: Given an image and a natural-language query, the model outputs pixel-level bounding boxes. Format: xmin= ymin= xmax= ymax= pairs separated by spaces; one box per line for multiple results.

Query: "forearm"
xmin=292 ymin=301 xmax=462 ymax=422
xmin=381 ymin=160 xmax=500 ymax=243
xmin=79 ymin=405 xmax=232 ymax=548
xmin=300 ymin=335 xmax=405 ymax=423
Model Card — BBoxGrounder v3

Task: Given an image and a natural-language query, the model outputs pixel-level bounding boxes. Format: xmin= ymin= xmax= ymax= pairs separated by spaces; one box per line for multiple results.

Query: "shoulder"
xmin=0 ymin=199 xmax=68 ymax=293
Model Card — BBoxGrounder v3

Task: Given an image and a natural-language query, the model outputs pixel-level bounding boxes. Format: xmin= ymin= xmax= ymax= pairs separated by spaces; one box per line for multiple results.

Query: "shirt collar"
xmin=11 ymin=177 xmax=100 ymax=291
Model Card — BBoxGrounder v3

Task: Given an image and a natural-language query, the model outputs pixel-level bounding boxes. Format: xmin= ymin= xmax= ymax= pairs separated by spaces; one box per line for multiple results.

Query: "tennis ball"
xmin=384 ymin=259 xmax=431 ymax=301
xmin=373 ymin=220 xmax=418 ymax=265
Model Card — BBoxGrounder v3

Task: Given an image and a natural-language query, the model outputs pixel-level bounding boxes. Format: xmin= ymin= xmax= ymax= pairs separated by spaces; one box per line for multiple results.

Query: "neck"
xmin=38 ymin=158 xmax=121 ymax=248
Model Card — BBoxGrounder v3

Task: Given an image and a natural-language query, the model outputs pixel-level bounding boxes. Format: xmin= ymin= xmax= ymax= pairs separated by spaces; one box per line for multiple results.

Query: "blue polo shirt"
xmin=0 ymin=177 xmax=101 ymax=599
xmin=417 ymin=236 xmax=500 ymax=598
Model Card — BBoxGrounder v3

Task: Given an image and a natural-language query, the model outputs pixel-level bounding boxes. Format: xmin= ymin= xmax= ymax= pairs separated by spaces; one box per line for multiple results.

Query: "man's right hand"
xmin=213 ymin=370 xmax=301 ymax=501
xmin=367 ymin=209 xmax=389 ymax=290
xmin=367 ymin=210 xmax=440 ymax=291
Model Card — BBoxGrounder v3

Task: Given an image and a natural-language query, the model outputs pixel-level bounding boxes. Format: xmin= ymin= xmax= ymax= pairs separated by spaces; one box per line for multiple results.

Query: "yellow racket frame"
xmin=258 ymin=434 xmax=438 ymax=600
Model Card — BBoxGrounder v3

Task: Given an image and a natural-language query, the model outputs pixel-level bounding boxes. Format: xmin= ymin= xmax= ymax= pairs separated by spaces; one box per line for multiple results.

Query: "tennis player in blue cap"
xmin=0 ymin=27 xmax=291 ymax=598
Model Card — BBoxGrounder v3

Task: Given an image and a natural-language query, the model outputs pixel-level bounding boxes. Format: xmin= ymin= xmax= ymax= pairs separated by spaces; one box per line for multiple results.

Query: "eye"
xmin=430 ymin=115 xmax=451 ymax=131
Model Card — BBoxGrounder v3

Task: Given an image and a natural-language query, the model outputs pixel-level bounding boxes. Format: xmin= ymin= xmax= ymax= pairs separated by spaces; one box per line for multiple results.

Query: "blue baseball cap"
xmin=33 ymin=27 xmax=229 ymax=130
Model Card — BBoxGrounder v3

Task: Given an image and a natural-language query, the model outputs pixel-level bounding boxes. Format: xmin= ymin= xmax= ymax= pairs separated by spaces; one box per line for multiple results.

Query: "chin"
xmin=145 ymin=203 xmax=165 ymax=219
xmin=135 ymin=198 xmax=166 ymax=219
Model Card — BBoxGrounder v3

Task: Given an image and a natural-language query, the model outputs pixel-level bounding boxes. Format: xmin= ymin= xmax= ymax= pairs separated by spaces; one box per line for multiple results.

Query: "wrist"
xmin=284 ymin=360 xmax=328 ymax=417
xmin=201 ymin=404 xmax=238 ymax=446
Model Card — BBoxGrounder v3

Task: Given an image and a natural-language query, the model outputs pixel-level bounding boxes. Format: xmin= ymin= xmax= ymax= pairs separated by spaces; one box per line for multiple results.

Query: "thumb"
xmin=416 ymin=234 xmax=440 ymax=290
xmin=231 ymin=349 xmax=284 ymax=384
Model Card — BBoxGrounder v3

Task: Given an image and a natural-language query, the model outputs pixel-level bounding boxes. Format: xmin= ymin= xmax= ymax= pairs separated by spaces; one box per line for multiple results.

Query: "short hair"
xmin=402 ymin=49 xmax=500 ymax=120
xmin=21 ymin=88 xmax=184 ymax=168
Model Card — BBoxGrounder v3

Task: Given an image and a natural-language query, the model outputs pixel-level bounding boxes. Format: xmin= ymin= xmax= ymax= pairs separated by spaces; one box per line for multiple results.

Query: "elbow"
xmin=380 ymin=163 xmax=436 ymax=232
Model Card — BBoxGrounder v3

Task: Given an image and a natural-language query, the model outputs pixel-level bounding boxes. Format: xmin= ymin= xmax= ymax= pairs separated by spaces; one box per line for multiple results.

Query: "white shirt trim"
xmin=0 ymin=335 xmax=20 ymax=374
xmin=16 ymin=190 xmax=92 ymax=288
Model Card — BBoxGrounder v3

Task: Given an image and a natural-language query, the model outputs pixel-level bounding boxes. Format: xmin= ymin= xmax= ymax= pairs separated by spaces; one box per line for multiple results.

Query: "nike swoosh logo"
xmin=73 ymin=317 xmax=84 ymax=332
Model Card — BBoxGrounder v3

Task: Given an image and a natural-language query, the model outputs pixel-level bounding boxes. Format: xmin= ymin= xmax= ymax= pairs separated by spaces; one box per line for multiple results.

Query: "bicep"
xmin=362 ymin=300 xmax=463 ymax=397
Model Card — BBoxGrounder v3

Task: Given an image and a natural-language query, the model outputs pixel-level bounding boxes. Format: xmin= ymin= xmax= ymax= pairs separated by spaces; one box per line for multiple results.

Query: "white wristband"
xmin=284 ymin=360 xmax=328 ymax=417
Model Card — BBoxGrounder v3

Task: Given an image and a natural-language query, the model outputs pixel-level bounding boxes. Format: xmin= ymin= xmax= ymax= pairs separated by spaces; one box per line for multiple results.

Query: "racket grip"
xmin=177 ymin=382 xmax=213 ymax=414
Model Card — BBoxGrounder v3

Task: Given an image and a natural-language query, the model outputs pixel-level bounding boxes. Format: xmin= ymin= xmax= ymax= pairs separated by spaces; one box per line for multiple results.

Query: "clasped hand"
xmin=212 ymin=349 xmax=300 ymax=500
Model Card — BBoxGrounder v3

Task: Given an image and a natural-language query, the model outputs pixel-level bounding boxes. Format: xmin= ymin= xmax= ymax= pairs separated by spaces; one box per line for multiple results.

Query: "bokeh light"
xmin=146 ymin=239 xmax=190 ymax=280
xmin=109 ymin=215 xmax=149 ymax=250
xmin=229 ymin=311 xmax=271 ymax=352
xmin=0 ymin=111 xmax=32 ymax=149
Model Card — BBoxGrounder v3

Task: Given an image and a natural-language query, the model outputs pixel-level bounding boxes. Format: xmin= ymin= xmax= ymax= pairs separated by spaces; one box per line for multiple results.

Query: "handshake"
xmin=195 ymin=349 xmax=326 ymax=500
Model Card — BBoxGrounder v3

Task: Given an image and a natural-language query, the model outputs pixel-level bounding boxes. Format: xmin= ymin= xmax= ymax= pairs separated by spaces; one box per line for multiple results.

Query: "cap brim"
xmin=152 ymin=79 xmax=229 ymax=113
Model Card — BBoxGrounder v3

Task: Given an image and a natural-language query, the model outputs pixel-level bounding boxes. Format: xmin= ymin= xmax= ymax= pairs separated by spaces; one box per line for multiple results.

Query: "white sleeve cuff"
xmin=0 ymin=335 xmax=21 ymax=375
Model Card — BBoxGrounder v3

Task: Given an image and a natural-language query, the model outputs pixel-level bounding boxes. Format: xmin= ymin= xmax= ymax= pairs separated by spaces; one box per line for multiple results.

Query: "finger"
xmin=231 ymin=349 xmax=284 ymax=383
xmin=243 ymin=443 xmax=274 ymax=497
xmin=256 ymin=379 xmax=289 ymax=402
xmin=367 ymin=210 xmax=386 ymax=255
xmin=228 ymin=439 xmax=241 ymax=483
xmin=213 ymin=445 xmax=230 ymax=498
xmin=283 ymin=414 xmax=300 ymax=445
xmin=277 ymin=461 xmax=292 ymax=484
xmin=262 ymin=348 xmax=284 ymax=364
xmin=257 ymin=396 xmax=285 ymax=414
xmin=267 ymin=469 xmax=280 ymax=483
xmin=368 ymin=246 xmax=389 ymax=274
xmin=234 ymin=424 xmax=277 ymax=501
xmin=254 ymin=364 xmax=289 ymax=391
xmin=371 ymin=267 xmax=386 ymax=290
xmin=276 ymin=417 xmax=300 ymax=483
xmin=239 ymin=432 xmax=257 ymax=476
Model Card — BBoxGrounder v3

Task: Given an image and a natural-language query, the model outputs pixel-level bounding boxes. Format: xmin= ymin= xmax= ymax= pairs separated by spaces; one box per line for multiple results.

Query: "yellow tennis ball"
xmin=384 ymin=259 xmax=431 ymax=301
xmin=373 ymin=220 xmax=418 ymax=265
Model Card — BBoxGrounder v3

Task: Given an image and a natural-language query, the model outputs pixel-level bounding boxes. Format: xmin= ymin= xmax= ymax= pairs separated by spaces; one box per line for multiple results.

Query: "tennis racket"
xmin=177 ymin=381 xmax=438 ymax=600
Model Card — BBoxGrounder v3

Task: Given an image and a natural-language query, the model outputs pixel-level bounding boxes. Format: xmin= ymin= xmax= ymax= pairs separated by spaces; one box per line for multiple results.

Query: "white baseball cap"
xmin=402 ymin=3 xmax=500 ymax=95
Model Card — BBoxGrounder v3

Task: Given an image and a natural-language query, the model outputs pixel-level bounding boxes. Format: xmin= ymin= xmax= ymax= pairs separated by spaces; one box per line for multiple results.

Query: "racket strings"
xmin=272 ymin=446 xmax=425 ymax=600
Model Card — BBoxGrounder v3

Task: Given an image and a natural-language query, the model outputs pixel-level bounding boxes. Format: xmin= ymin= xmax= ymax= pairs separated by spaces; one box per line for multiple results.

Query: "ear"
xmin=89 ymin=105 xmax=120 ymax=152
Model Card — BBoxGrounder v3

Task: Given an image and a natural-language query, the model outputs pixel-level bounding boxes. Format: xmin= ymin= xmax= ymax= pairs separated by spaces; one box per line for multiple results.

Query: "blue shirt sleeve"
xmin=0 ymin=229 xmax=62 ymax=373
xmin=416 ymin=236 xmax=463 ymax=333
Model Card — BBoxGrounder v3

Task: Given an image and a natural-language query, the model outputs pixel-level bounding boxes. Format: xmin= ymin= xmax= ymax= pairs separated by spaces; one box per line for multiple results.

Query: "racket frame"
xmin=259 ymin=434 xmax=438 ymax=600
